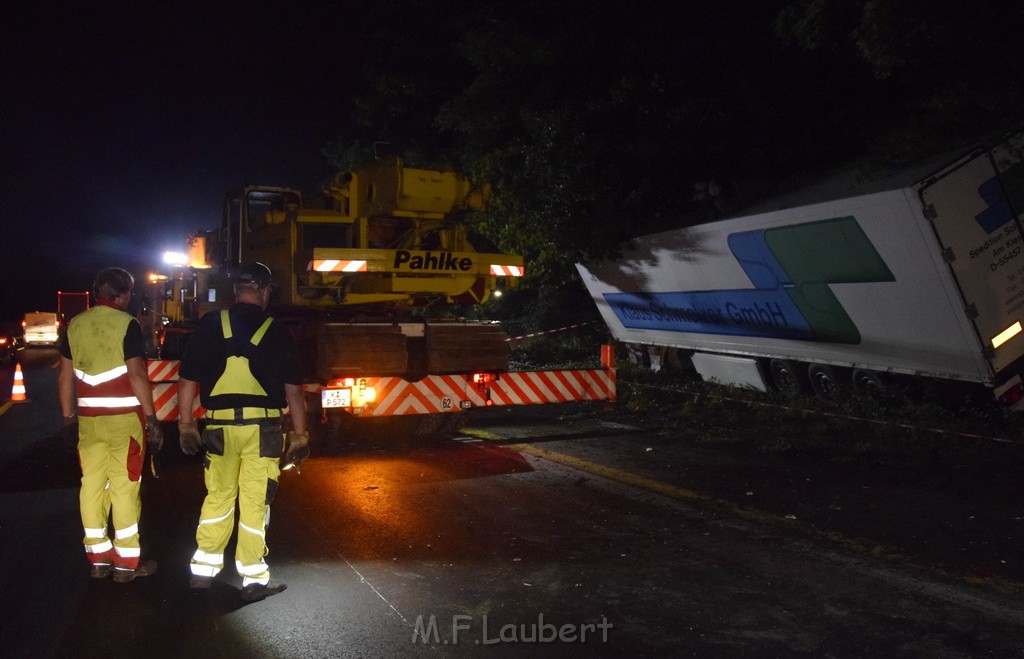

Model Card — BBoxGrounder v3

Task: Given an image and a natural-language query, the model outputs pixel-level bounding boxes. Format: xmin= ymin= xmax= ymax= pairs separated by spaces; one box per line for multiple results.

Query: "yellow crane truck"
xmin=144 ymin=158 xmax=615 ymax=437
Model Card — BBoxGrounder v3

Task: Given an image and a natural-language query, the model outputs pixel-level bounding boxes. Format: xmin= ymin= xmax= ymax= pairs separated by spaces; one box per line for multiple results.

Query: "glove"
xmin=59 ymin=414 xmax=78 ymax=449
xmin=179 ymin=419 xmax=202 ymax=456
xmin=146 ymin=414 xmax=164 ymax=454
xmin=282 ymin=431 xmax=310 ymax=471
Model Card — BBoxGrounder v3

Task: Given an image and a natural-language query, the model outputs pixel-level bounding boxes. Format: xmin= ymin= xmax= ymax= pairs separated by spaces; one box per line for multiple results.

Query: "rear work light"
xmin=992 ymin=321 xmax=1022 ymax=348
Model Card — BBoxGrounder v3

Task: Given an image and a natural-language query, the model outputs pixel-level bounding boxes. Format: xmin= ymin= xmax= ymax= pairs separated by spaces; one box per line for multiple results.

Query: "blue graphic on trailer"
xmin=976 ymin=176 xmax=1018 ymax=234
xmin=605 ymin=217 xmax=896 ymax=344
xmin=608 ymin=288 xmax=812 ymax=339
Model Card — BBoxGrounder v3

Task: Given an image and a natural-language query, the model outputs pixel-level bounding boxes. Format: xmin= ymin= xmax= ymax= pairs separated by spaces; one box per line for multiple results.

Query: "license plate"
xmin=321 ymin=388 xmax=351 ymax=408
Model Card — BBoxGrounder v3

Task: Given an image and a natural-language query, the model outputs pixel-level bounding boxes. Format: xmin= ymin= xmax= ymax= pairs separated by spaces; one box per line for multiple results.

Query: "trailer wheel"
xmin=807 ymin=364 xmax=846 ymax=401
xmin=625 ymin=344 xmax=651 ymax=368
xmin=851 ymin=369 xmax=887 ymax=396
xmin=769 ymin=359 xmax=807 ymax=394
xmin=662 ymin=348 xmax=693 ymax=374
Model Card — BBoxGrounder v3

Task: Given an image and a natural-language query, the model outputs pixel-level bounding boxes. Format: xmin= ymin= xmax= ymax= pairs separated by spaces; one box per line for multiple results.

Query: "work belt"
xmin=204 ymin=407 xmax=282 ymax=425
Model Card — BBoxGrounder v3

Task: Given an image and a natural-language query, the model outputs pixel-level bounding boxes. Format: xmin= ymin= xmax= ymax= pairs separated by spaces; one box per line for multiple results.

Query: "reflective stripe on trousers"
xmin=191 ymin=423 xmax=279 ymax=584
xmin=190 ymin=549 xmax=226 ymax=578
xmin=78 ymin=413 xmax=145 ymax=569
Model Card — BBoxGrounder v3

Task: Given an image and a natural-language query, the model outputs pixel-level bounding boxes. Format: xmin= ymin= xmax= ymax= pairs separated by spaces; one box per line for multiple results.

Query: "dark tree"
xmin=324 ymin=0 xmax=1024 ymax=302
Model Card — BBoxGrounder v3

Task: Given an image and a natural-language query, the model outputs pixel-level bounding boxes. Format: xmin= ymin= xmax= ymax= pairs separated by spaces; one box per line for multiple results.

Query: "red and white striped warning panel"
xmin=489 ymin=369 xmax=616 ymax=406
xmin=147 ymin=360 xmax=204 ymax=420
xmin=151 ymin=360 xmax=615 ymax=419
xmin=309 ymin=259 xmax=369 ymax=272
xmin=369 ymin=375 xmax=484 ymax=416
xmin=489 ymin=264 xmax=524 ymax=277
xmin=147 ymin=360 xmax=181 ymax=382
xmin=151 ymin=383 xmax=205 ymax=421
xmin=361 ymin=368 xmax=615 ymax=416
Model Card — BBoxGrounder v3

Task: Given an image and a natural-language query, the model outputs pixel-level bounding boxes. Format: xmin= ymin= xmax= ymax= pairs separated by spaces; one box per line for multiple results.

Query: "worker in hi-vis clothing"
xmin=57 ymin=267 xmax=163 ymax=583
xmin=176 ymin=262 xmax=308 ymax=603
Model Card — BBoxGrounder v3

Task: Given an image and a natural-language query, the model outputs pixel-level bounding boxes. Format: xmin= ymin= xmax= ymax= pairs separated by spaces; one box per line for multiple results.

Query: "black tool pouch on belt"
xmin=201 ymin=420 xmax=282 ymax=457
xmin=202 ymin=427 xmax=225 ymax=456
xmin=258 ymin=420 xmax=285 ymax=458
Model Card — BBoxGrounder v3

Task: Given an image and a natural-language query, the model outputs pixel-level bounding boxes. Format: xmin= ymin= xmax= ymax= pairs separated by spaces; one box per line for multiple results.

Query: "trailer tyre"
xmin=851 ymin=369 xmax=887 ymax=397
xmin=807 ymin=364 xmax=846 ymax=401
xmin=662 ymin=348 xmax=693 ymax=374
xmin=769 ymin=359 xmax=807 ymax=394
xmin=626 ymin=344 xmax=651 ymax=369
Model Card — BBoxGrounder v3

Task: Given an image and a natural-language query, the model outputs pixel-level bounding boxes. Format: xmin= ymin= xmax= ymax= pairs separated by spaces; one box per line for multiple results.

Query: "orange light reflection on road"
xmin=317 ymin=458 xmax=451 ymax=535
xmin=288 ymin=443 xmax=533 ymax=560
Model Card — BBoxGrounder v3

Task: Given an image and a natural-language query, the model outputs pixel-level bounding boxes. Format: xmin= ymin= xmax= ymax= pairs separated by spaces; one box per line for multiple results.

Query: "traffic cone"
xmin=11 ymin=362 xmax=27 ymax=402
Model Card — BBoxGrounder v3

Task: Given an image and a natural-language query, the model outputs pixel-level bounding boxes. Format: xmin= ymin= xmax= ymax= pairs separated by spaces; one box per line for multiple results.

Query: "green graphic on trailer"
xmin=605 ymin=217 xmax=896 ymax=344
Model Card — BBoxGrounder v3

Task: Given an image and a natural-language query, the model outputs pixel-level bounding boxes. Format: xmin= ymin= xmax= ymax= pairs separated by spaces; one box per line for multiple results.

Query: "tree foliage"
xmin=775 ymin=0 xmax=1024 ymax=156
xmin=323 ymin=0 xmax=1024 ymax=318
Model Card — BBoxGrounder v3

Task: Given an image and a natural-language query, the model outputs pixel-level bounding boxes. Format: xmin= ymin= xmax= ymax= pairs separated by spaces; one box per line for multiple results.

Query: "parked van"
xmin=22 ymin=311 xmax=59 ymax=346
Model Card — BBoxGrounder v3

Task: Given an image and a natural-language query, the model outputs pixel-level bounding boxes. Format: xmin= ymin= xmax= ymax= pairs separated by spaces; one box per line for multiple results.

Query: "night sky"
xmin=1 ymin=4 xmax=365 ymax=322
xmin=5 ymin=3 xmax=1021 ymax=330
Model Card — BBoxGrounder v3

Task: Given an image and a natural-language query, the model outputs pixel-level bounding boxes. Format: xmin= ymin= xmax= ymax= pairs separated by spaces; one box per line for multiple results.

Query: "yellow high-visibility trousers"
xmin=78 ymin=413 xmax=145 ymax=571
xmin=190 ymin=422 xmax=282 ymax=586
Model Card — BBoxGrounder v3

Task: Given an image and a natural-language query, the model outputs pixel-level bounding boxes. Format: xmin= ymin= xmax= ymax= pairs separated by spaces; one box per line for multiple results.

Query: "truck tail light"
xmin=999 ymin=383 xmax=1024 ymax=407
xmin=324 ymin=378 xmax=376 ymax=407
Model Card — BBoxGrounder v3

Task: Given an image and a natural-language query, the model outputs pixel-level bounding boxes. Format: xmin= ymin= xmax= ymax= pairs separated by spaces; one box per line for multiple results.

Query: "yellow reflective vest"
xmin=67 ymin=305 xmax=141 ymax=417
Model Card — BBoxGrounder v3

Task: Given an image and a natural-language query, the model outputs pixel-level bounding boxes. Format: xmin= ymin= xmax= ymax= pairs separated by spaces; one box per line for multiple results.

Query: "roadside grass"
xmin=507 ymin=335 xmax=1024 ymax=487
xmin=517 ymin=338 xmax=1024 ymax=582
xmin=613 ymin=360 xmax=1024 ymax=472
xmin=507 ymin=327 xmax=609 ymax=370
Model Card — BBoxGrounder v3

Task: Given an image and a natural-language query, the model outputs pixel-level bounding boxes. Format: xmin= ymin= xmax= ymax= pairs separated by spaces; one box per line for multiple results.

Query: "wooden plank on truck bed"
xmin=317 ymin=325 xmax=409 ymax=378
xmin=426 ymin=324 xmax=509 ymax=373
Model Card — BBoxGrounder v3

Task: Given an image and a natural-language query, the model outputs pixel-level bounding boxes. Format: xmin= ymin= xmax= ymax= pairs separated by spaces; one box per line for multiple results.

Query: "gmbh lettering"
xmin=394 ymin=250 xmax=473 ymax=272
xmin=605 ymin=217 xmax=895 ymax=344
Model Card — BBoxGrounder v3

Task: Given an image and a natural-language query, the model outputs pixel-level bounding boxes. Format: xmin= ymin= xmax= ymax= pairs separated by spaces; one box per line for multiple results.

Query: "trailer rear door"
xmin=920 ymin=150 xmax=1024 ymax=377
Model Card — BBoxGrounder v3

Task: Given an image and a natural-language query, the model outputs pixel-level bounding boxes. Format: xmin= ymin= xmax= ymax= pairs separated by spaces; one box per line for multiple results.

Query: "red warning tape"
xmin=505 ymin=321 xmax=596 ymax=342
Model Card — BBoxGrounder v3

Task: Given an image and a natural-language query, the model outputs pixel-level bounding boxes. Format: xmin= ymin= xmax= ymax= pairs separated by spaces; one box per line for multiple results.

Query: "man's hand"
xmin=59 ymin=414 xmax=78 ymax=449
xmin=283 ymin=431 xmax=310 ymax=471
xmin=146 ymin=414 xmax=164 ymax=454
xmin=179 ymin=419 xmax=202 ymax=456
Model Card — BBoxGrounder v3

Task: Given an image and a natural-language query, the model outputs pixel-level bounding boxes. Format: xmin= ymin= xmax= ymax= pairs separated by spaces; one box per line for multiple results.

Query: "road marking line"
xmin=508 ymin=442 xmax=1024 ymax=595
xmin=0 ymin=400 xmax=12 ymax=416
xmin=459 ymin=428 xmax=504 ymax=441
xmin=466 ymin=431 xmax=839 ymax=534
xmin=514 ymin=443 xmax=751 ymax=516
xmin=462 ymin=426 xmax=1024 ymax=592
xmin=466 ymin=430 xmax=835 ymax=530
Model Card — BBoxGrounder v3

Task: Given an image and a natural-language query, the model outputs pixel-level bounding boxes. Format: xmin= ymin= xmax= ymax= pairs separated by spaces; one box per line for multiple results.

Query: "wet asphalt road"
xmin=3 ymin=350 xmax=1024 ymax=657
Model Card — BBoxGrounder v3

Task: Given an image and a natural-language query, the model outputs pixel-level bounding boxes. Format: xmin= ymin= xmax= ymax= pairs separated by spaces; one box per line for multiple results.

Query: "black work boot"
xmin=90 ymin=563 xmax=113 ymax=579
xmin=189 ymin=575 xmax=213 ymax=590
xmin=113 ymin=559 xmax=158 ymax=583
xmin=240 ymin=581 xmax=287 ymax=602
